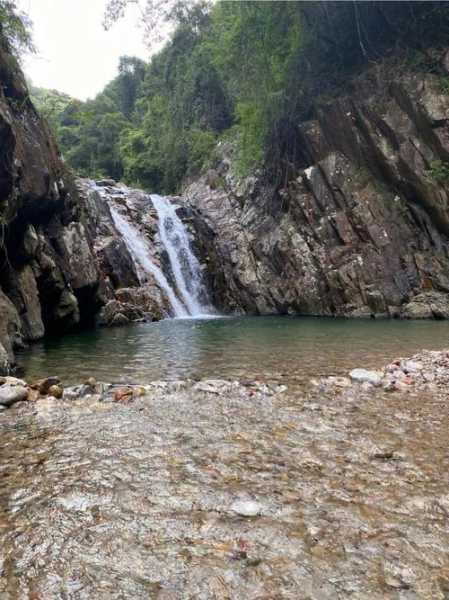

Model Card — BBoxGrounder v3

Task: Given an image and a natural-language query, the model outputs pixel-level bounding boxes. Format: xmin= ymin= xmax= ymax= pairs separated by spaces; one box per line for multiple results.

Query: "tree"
xmin=103 ymin=0 xmax=211 ymax=48
xmin=116 ymin=56 xmax=146 ymax=118
xmin=0 ymin=1 xmax=34 ymax=56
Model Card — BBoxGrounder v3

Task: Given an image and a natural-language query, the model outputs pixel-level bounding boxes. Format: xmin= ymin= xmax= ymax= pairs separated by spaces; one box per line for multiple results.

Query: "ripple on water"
xmin=0 ymin=381 xmax=449 ymax=598
xmin=17 ymin=315 xmax=449 ymax=386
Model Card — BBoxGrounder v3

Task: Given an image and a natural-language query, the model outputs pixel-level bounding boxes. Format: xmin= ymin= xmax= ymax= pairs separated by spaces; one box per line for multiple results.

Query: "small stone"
xmin=27 ymin=388 xmax=40 ymax=402
xmin=48 ymin=384 xmax=63 ymax=399
xmin=402 ymin=360 xmax=422 ymax=373
xmin=33 ymin=376 xmax=61 ymax=395
xmin=194 ymin=380 xmax=230 ymax=394
xmin=349 ymin=369 xmax=382 ymax=387
xmin=113 ymin=387 xmax=133 ymax=403
xmin=0 ymin=385 xmax=28 ymax=407
xmin=230 ymin=500 xmax=262 ymax=517
xmin=85 ymin=377 xmax=97 ymax=389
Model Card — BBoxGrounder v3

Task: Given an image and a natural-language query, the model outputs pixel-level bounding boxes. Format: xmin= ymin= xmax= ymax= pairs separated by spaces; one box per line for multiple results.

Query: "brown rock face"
xmin=184 ymin=61 xmax=449 ymax=319
xmin=0 ymin=40 xmax=105 ymax=373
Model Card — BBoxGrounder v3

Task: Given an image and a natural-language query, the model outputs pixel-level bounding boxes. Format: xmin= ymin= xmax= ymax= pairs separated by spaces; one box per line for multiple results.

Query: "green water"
xmin=17 ymin=316 xmax=449 ymax=385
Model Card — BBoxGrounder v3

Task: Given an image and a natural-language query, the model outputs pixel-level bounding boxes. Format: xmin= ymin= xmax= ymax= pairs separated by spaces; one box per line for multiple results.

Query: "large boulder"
xmin=401 ymin=291 xmax=449 ymax=320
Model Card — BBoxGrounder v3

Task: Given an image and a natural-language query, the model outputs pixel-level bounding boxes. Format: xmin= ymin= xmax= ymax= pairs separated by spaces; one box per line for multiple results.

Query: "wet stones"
xmin=230 ymin=499 xmax=263 ymax=517
xmin=0 ymin=383 xmax=28 ymax=407
xmin=349 ymin=369 xmax=382 ymax=387
xmin=33 ymin=376 xmax=61 ymax=395
xmin=193 ymin=379 xmax=233 ymax=394
xmin=48 ymin=384 xmax=63 ymax=399
xmin=320 ymin=349 xmax=449 ymax=396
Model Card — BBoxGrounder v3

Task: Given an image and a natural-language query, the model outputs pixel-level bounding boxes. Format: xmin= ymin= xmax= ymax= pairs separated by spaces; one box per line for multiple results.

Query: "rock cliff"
xmin=0 ymin=39 xmax=108 ymax=373
xmin=184 ymin=53 xmax=449 ymax=319
xmin=0 ymin=43 xmax=168 ymax=374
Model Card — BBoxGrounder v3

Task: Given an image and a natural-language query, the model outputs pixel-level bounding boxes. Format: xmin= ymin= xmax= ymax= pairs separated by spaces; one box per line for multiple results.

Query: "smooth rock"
xmin=349 ymin=369 xmax=382 ymax=387
xmin=85 ymin=377 xmax=97 ymax=389
xmin=48 ymin=384 xmax=63 ymax=399
xmin=230 ymin=500 xmax=262 ymax=517
xmin=0 ymin=385 xmax=28 ymax=407
xmin=0 ymin=376 xmax=27 ymax=387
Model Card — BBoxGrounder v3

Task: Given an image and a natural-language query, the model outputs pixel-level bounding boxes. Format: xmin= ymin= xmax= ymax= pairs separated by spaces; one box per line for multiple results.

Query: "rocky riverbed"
xmin=1 ymin=351 xmax=449 ymax=598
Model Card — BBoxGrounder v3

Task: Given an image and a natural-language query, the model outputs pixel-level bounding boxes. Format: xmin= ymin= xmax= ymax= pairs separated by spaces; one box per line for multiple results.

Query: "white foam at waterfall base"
xmin=110 ymin=206 xmax=188 ymax=318
xmin=151 ymin=194 xmax=215 ymax=318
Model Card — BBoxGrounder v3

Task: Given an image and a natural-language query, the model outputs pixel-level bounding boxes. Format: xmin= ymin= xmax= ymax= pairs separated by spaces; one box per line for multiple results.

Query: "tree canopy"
xmin=30 ymin=1 xmax=449 ymax=193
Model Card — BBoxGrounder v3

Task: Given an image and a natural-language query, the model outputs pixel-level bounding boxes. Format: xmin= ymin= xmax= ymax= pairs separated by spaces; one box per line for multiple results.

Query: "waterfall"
xmin=151 ymin=194 xmax=214 ymax=317
xmin=110 ymin=206 xmax=188 ymax=318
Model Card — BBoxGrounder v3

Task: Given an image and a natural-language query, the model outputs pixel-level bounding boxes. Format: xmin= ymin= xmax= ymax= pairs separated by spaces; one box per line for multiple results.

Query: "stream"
xmin=17 ymin=315 xmax=449 ymax=386
xmin=1 ymin=316 xmax=449 ymax=598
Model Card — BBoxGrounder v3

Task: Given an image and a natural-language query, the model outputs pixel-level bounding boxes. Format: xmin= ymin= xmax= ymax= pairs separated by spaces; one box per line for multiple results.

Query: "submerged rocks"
xmin=230 ymin=499 xmax=263 ymax=517
xmin=349 ymin=369 xmax=382 ymax=387
xmin=321 ymin=349 xmax=449 ymax=395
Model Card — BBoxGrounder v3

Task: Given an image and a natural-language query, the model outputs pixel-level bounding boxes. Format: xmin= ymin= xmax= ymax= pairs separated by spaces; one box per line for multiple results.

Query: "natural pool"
xmin=18 ymin=315 xmax=449 ymax=385
xmin=3 ymin=316 xmax=449 ymax=598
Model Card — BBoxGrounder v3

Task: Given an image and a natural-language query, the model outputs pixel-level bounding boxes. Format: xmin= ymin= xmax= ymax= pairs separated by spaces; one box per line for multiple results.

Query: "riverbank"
xmin=1 ymin=350 xmax=449 ymax=598
xmin=1 ymin=347 xmax=449 ymax=411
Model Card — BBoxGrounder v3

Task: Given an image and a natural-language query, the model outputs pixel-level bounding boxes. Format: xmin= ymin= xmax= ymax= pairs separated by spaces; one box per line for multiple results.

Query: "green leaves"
xmin=0 ymin=1 xmax=34 ymax=57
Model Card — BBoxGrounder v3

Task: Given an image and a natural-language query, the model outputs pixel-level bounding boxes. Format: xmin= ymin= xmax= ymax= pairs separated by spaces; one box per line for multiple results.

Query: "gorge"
xmin=5 ymin=46 xmax=449 ymax=374
xmin=2 ymin=2 xmax=449 ymax=598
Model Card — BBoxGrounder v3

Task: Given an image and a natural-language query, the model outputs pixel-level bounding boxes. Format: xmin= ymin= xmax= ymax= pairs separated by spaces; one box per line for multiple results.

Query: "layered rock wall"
xmin=184 ymin=57 xmax=449 ymax=319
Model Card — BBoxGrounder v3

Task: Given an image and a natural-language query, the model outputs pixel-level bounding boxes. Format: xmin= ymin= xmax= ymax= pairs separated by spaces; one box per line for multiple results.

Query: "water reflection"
xmin=18 ymin=316 xmax=449 ymax=385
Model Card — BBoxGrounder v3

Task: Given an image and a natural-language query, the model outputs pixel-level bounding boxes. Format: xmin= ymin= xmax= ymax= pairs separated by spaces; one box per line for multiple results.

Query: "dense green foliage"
xmin=0 ymin=1 xmax=33 ymax=56
xmin=32 ymin=1 xmax=449 ymax=193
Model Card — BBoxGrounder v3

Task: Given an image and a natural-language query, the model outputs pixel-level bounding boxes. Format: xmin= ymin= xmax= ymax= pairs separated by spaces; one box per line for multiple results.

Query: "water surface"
xmin=18 ymin=316 xmax=449 ymax=384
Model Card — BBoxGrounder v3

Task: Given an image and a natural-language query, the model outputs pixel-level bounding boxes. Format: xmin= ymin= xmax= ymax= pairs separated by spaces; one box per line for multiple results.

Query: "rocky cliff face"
xmin=184 ymin=54 xmax=449 ymax=320
xmin=0 ymin=43 xmax=171 ymax=375
xmin=0 ymin=40 xmax=108 ymax=374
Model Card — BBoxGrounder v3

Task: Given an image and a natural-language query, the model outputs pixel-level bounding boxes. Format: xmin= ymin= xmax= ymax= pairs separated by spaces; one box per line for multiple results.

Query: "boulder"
xmin=115 ymin=286 xmax=165 ymax=321
xmin=99 ymin=300 xmax=143 ymax=327
xmin=401 ymin=291 xmax=449 ymax=320
xmin=8 ymin=265 xmax=45 ymax=341
xmin=0 ymin=289 xmax=22 ymax=370
xmin=47 ymin=384 xmax=63 ymax=399
xmin=0 ymin=384 xmax=28 ymax=407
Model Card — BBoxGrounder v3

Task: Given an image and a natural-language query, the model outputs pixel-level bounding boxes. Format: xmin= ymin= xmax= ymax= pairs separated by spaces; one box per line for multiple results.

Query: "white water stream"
xmin=151 ymin=194 xmax=213 ymax=318
xmin=110 ymin=206 xmax=188 ymax=318
xmin=108 ymin=191 xmax=214 ymax=318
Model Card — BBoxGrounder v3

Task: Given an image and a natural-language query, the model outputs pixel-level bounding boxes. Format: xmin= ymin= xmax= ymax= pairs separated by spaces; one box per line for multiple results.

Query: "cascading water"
xmin=110 ymin=206 xmax=188 ymax=318
xmin=151 ymin=194 xmax=214 ymax=318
